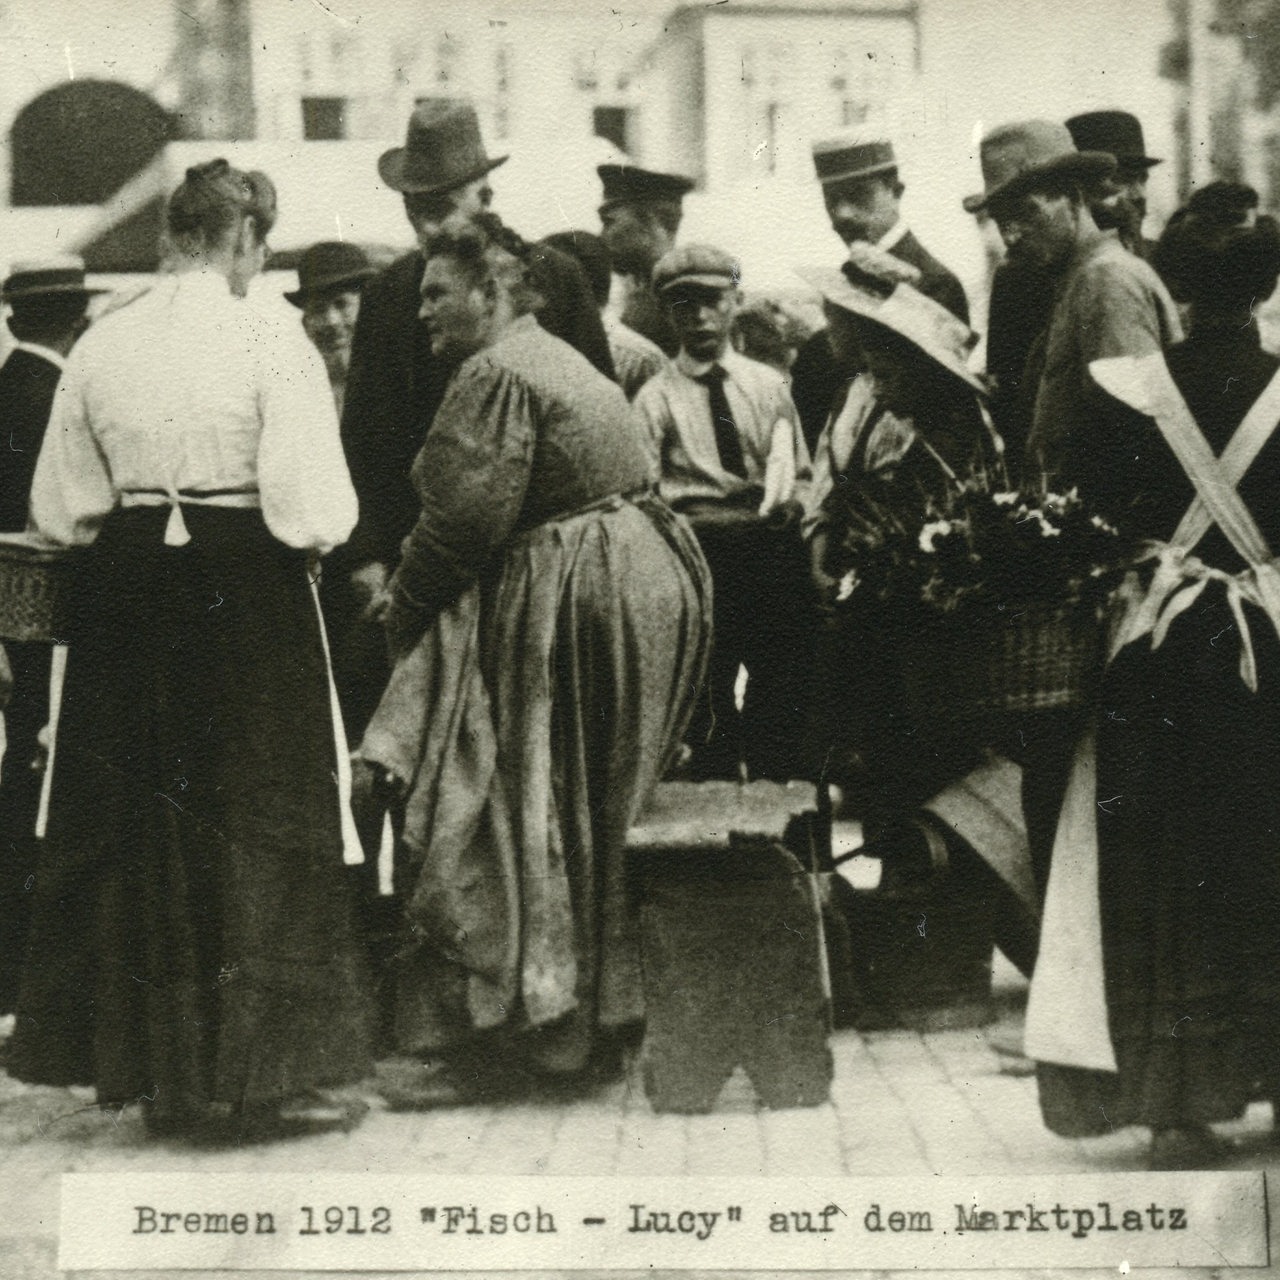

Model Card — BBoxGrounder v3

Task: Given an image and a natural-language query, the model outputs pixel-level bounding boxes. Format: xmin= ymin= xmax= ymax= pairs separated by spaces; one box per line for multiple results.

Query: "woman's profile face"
xmin=418 ymin=255 xmax=490 ymax=361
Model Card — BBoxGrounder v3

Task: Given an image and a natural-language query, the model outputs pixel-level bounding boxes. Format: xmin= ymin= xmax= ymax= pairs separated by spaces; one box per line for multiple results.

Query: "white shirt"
xmin=631 ymin=347 xmax=810 ymax=510
xmin=30 ymin=270 xmax=357 ymax=551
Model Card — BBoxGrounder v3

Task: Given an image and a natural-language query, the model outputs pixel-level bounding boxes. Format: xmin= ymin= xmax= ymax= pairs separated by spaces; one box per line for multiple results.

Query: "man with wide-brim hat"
xmin=0 ymin=254 xmax=102 ymax=1012
xmin=790 ymin=131 xmax=969 ymax=458
xmin=1066 ymin=109 xmax=1161 ymax=258
xmin=596 ymin=162 xmax=695 ymax=358
xmin=331 ymin=98 xmax=614 ymax=735
xmin=966 ymin=119 xmax=1182 ymax=966
xmin=285 ymin=241 xmax=378 ymax=417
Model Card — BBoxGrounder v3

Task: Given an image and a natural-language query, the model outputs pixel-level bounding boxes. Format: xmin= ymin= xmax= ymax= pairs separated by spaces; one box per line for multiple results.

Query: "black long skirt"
xmin=8 ymin=507 xmax=372 ymax=1126
xmin=1039 ymin=583 xmax=1280 ymax=1135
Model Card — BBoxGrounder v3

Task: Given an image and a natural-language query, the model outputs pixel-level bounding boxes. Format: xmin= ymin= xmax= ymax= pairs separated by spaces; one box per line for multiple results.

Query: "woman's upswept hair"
xmin=165 ymin=158 xmax=278 ymax=255
xmin=1154 ymin=180 xmax=1280 ymax=313
xmin=425 ymin=210 xmax=542 ymax=315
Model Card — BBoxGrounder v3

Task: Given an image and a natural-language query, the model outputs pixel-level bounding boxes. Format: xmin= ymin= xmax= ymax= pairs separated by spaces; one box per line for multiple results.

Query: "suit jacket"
xmin=790 ymin=229 xmax=970 ymax=452
xmin=0 ymin=347 xmax=62 ymax=532
xmin=338 ymin=239 xmax=616 ymax=573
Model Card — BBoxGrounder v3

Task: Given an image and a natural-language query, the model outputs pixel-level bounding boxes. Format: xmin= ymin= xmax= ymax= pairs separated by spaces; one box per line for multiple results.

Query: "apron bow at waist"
xmin=120 ymin=488 xmax=261 ymax=546
xmin=1112 ymin=543 xmax=1280 ymax=693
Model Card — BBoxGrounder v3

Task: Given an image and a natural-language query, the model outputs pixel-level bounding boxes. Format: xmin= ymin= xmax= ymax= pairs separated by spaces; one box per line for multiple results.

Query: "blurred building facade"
xmin=0 ymin=0 xmax=1277 ymax=292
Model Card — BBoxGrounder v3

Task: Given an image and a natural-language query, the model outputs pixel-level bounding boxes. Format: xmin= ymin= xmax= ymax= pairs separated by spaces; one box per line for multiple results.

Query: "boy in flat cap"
xmin=598 ymin=163 xmax=695 ymax=358
xmin=0 ymin=255 xmax=99 ymax=1012
xmin=632 ymin=245 xmax=812 ymax=782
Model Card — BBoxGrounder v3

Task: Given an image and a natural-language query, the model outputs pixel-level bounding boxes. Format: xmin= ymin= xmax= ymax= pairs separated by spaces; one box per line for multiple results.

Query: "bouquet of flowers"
xmin=833 ymin=471 xmax=1129 ymax=616
xmin=831 ymin=467 xmax=1132 ymax=720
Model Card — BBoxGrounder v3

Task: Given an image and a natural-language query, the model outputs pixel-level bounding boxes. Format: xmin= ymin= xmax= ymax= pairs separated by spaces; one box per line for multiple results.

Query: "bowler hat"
xmin=963 ymin=120 xmax=1115 ymax=214
xmin=597 ymin=164 xmax=694 ymax=213
xmin=794 ymin=263 xmax=985 ymax=396
xmin=1065 ymin=110 xmax=1161 ymax=170
xmin=811 ymin=133 xmax=898 ymax=187
xmin=2 ymin=255 xmax=102 ymax=303
xmin=652 ymin=243 xmax=739 ymax=294
xmin=285 ymin=241 xmax=377 ymax=307
xmin=378 ymin=99 xmax=508 ymax=196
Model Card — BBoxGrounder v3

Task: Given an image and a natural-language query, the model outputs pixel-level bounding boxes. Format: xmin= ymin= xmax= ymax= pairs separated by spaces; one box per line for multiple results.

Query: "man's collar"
xmin=876 ymin=219 xmax=909 ymax=252
xmin=676 ymin=346 xmax=738 ymax=379
xmin=11 ymin=340 xmax=64 ymax=370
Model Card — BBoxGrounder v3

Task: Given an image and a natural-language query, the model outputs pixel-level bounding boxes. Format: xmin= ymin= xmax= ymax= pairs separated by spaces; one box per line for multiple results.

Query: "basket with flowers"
xmin=832 ymin=468 xmax=1130 ymax=728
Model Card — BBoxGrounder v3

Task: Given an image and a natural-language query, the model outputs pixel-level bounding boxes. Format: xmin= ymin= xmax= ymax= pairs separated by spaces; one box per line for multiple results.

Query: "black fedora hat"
xmin=2 ymin=254 xmax=103 ymax=302
xmin=1066 ymin=110 xmax=1162 ymax=170
xmin=284 ymin=241 xmax=377 ymax=307
xmin=378 ymin=99 xmax=508 ymax=196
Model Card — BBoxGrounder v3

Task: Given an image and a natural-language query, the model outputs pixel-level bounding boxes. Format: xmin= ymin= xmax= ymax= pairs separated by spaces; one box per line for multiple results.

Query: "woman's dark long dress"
xmin=6 ymin=271 xmax=372 ymax=1131
xmin=1039 ymin=323 xmax=1280 ymax=1135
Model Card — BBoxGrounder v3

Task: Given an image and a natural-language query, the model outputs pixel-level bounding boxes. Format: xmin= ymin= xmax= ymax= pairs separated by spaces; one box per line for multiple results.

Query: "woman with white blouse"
xmin=7 ymin=160 xmax=373 ymax=1141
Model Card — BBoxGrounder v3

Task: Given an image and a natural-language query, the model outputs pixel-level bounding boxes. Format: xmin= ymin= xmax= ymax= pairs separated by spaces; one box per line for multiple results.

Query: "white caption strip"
xmin=59 ymin=1172 xmax=1267 ymax=1271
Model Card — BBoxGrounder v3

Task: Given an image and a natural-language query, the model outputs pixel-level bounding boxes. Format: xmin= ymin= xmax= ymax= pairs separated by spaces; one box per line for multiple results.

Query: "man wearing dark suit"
xmin=790 ymin=135 xmax=969 ymax=451
xmin=328 ymin=99 xmax=616 ymax=741
xmin=0 ymin=256 xmax=95 ymax=1013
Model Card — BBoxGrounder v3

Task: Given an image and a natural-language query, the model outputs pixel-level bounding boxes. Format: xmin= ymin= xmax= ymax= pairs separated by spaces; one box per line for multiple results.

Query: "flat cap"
xmin=598 ymin=163 xmax=695 ymax=211
xmin=652 ymin=243 xmax=739 ymax=294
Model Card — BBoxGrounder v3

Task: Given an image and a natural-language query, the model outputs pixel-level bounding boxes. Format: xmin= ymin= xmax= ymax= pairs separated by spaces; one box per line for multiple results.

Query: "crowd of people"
xmin=0 ymin=94 xmax=1278 ymax=1171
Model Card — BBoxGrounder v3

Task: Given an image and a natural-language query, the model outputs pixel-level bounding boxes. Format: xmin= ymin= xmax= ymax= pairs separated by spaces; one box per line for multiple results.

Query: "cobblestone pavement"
xmin=0 ymin=960 xmax=1276 ymax=1280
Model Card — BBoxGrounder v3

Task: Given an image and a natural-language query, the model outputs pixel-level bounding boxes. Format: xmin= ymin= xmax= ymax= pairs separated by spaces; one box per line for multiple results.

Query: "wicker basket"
xmin=904 ymin=599 xmax=1102 ymax=727
xmin=0 ymin=535 xmax=80 ymax=643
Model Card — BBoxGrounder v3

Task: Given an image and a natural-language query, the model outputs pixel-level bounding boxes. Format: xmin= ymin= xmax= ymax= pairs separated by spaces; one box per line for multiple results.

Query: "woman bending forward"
xmin=359 ymin=213 xmax=712 ymax=1107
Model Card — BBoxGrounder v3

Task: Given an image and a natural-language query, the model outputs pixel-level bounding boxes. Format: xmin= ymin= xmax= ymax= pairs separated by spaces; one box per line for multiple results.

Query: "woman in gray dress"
xmin=357 ymin=212 xmax=711 ymax=1107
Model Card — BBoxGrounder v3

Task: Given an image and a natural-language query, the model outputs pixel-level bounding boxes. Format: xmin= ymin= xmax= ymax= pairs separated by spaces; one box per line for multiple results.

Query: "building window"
xmin=302 ymin=96 xmax=346 ymax=140
xmin=593 ymin=105 xmax=629 ymax=152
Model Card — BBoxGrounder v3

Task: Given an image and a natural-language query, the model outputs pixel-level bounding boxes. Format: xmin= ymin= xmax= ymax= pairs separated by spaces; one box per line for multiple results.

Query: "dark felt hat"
xmin=597 ymin=164 xmax=695 ymax=212
xmin=285 ymin=241 xmax=377 ymax=307
xmin=810 ymin=134 xmax=898 ymax=187
xmin=378 ymin=99 xmax=508 ymax=196
xmin=652 ymin=243 xmax=739 ymax=294
xmin=1065 ymin=110 xmax=1162 ymax=170
xmin=963 ymin=119 xmax=1116 ymax=213
xmin=2 ymin=255 xmax=102 ymax=302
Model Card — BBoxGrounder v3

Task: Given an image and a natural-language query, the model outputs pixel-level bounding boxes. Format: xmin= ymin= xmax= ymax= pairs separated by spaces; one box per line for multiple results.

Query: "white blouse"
xmin=30 ymin=270 xmax=357 ymax=551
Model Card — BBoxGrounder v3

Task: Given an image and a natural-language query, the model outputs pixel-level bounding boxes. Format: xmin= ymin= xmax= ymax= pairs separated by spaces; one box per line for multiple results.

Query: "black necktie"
xmin=695 ymin=365 xmax=747 ymax=478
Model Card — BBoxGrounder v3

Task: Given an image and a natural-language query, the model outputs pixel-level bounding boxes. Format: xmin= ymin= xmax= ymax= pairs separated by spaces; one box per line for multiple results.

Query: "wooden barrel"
xmin=0 ymin=535 xmax=79 ymax=643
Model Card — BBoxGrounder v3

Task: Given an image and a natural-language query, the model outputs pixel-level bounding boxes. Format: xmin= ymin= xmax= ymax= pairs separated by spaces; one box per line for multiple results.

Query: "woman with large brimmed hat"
xmin=798 ymin=257 xmax=1040 ymax=984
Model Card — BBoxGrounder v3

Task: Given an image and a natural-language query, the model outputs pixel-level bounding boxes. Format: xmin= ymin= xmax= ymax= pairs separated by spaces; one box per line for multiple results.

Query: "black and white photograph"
xmin=0 ymin=0 xmax=1278 ymax=1276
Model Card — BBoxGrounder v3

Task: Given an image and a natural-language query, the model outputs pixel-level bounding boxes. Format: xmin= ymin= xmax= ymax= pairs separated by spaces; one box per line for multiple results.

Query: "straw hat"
xmin=795 ymin=263 xmax=985 ymax=396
